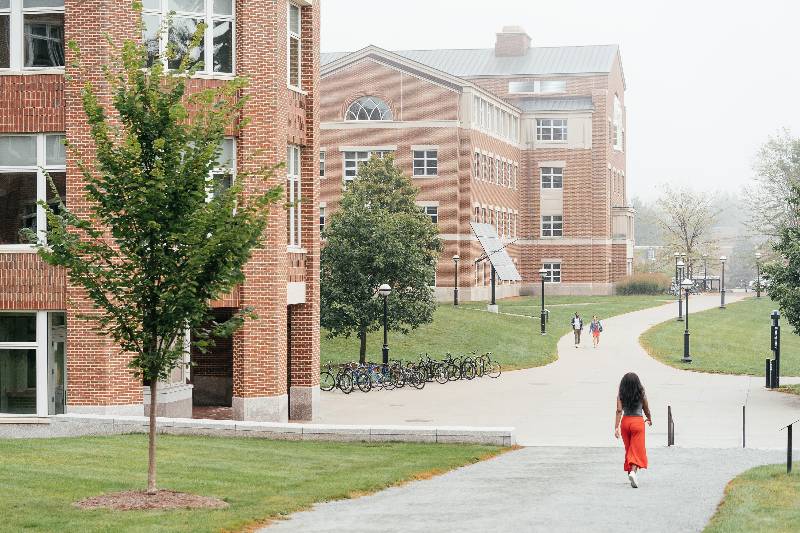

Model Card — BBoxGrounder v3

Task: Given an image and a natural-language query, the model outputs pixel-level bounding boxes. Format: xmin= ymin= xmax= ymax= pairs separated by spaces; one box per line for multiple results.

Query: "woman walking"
xmin=614 ymin=372 xmax=652 ymax=488
xmin=589 ymin=315 xmax=603 ymax=348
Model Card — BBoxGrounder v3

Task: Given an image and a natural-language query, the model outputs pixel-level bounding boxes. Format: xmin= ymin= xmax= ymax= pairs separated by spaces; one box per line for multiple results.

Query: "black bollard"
xmin=766 ymin=358 xmax=772 ymax=389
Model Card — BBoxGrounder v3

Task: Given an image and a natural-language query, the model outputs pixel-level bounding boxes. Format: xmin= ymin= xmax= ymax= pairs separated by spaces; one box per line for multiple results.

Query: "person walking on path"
xmin=614 ymin=372 xmax=652 ymax=488
xmin=589 ymin=315 xmax=603 ymax=348
xmin=571 ymin=312 xmax=583 ymax=348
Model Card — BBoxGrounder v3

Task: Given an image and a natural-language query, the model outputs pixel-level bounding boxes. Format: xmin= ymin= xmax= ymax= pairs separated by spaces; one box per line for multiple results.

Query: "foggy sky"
xmin=320 ymin=0 xmax=800 ymax=200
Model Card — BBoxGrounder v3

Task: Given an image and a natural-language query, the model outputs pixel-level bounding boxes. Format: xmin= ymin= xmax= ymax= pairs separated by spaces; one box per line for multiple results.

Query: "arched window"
xmin=346 ymin=96 xmax=393 ymax=121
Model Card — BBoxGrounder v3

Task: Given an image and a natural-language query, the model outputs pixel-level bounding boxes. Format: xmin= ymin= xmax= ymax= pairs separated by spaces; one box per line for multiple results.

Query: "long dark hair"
xmin=618 ymin=372 xmax=645 ymax=411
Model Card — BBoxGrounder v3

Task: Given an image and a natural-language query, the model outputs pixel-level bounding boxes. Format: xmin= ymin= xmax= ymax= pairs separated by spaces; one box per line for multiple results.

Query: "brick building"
xmin=320 ymin=26 xmax=634 ymax=301
xmin=0 ymin=0 xmax=320 ymax=422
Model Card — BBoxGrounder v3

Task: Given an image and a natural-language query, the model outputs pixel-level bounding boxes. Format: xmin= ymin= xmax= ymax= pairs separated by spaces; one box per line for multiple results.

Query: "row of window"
xmin=508 ymin=79 xmax=567 ymax=95
xmin=0 ymin=1 xmax=306 ymax=90
xmin=612 ymin=95 xmax=623 ymax=151
xmin=472 ymin=151 xmax=518 ymax=189
xmin=472 ymin=95 xmax=519 ymax=143
xmin=321 ymin=149 xmax=439 ymax=182
xmin=473 ymin=206 xmax=519 ymax=240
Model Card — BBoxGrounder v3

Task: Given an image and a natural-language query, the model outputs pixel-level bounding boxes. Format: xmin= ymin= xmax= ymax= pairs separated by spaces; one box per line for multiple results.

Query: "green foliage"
xmin=616 ymin=273 xmax=671 ymax=295
xmin=320 ymin=155 xmax=442 ymax=360
xmin=30 ymin=32 xmax=281 ymax=384
xmin=765 ymin=180 xmax=800 ymax=337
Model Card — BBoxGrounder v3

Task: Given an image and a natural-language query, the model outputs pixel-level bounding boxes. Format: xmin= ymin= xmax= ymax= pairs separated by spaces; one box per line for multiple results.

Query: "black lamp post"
xmin=682 ymin=278 xmax=693 ymax=363
xmin=720 ymin=256 xmax=727 ymax=309
xmin=378 ymin=283 xmax=391 ymax=365
xmin=755 ymin=252 xmax=762 ymax=298
xmin=677 ymin=259 xmax=685 ymax=321
xmin=702 ymin=253 xmax=708 ymax=292
xmin=674 ymin=251 xmax=680 ymax=309
xmin=538 ymin=267 xmax=547 ymax=335
xmin=452 ymin=255 xmax=460 ymax=306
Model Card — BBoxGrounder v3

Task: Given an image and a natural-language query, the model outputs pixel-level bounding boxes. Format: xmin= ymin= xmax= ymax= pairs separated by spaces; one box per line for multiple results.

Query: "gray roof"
xmin=515 ymin=96 xmax=595 ymax=112
xmin=321 ymin=45 xmax=619 ymax=77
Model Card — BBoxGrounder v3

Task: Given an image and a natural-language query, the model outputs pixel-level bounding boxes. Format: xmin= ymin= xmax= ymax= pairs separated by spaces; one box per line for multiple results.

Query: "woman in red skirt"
xmin=614 ymin=372 xmax=652 ymax=488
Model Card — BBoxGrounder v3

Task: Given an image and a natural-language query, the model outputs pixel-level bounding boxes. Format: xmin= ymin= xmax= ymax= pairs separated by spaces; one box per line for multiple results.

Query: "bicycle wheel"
xmin=446 ymin=363 xmax=461 ymax=381
xmin=320 ymin=371 xmax=335 ymax=392
xmin=435 ymin=365 xmax=449 ymax=384
xmin=356 ymin=371 xmax=372 ymax=393
xmin=338 ymin=372 xmax=354 ymax=394
xmin=461 ymin=361 xmax=477 ymax=380
xmin=488 ymin=361 xmax=502 ymax=378
xmin=412 ymin=369 xmax=426 ymax=390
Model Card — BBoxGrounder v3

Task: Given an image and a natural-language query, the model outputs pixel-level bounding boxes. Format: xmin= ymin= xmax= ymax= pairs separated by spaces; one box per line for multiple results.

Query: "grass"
xmin=704 ymin=464 xmax=800 ymax=533
xmin=0 ymin=434 xmax=501 ymax=532
xmin=321 ymin=295 xmax=669 ymax=371
xmin=641 ymin=296 xmax=800 ymax=376
xmin=778 ymin=384 xmax=800 ymax=396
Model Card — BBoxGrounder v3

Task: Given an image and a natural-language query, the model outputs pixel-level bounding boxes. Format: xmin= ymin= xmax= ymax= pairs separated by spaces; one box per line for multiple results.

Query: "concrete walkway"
xmin=264 ymin=446 xmax=786 ymax=533
xmin=316 ymin=293 xmax=800 ymax=449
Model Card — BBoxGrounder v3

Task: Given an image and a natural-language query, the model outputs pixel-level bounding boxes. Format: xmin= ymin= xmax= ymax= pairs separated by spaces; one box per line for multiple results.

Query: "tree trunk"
xmin=359 ymin=328 xmax=367 ymax=364
xmin=147 ymin=380 xmax=158 ymax=495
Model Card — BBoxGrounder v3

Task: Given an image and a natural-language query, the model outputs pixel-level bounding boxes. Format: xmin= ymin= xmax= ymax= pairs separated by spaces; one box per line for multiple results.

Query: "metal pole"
xmin=453 ymin=261 xmax=459 ymax=306
xmin=720 ymin=262 xmax=726 ymax=309
xmin=742 ymin=405 xmax=746 ymax=448
xmin=704 ymin=258 xmax=708 ymax=291
xmin=757 ymin=261 xmax=761 ymax=298
xmin=490 ymin=264 xmax=496 ymax=306
xmin=382 ymin=294 xmax=389 ymax=365
xmin=677 ymin=265 xmax=684 ymax=322
xmin=772 ymin=311 xmax=781 ymax=389
xmin=540 ymin=276 xmax=546 ymax=335
xmin=766 ymin=358 xmax=772 ymax=388
xmin=788 ymin=424 xmax=793 ymax=474
xmin=682 ymin=287 xmax=692 ymax=363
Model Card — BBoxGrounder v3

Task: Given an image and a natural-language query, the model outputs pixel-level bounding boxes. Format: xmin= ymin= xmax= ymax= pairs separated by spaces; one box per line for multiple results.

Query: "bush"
xmin=616 ymin=273 xmax=671 ymax=295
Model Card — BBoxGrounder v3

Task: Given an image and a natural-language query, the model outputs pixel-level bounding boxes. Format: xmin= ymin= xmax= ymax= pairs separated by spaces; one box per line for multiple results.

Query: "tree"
xmin=655 ymin=185 xmax=719 ymax=279
xmin=765 ymin=179 xmax=800 ymax=335
xmin=746 ymin=129 xmax=800 ymax=237
xmin=630 ymin=196 xmax=663 ymax=246
xmin=30 ymin=31 xmax=280 ymax=494
xmin=320 ymin=156 xmax=442 ymax=362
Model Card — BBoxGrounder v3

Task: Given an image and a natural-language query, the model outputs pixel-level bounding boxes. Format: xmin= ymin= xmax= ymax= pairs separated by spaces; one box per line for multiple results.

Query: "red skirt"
xmin=621 ymin=416 xmax=648 ymax=471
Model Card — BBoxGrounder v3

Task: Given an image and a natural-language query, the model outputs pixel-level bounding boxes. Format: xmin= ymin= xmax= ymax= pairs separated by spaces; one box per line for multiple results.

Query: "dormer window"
xmin=345 ymin=96 xmax=393 ymax=121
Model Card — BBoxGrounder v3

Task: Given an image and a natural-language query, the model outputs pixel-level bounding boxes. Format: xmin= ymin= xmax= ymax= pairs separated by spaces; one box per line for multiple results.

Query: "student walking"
xmin=571 ymin=313 xmax=583 ymax=348
xmin=614 ymin=372 xmax=652 ymax=488
xmin=589 ymin=315 xmax=603 ymax=348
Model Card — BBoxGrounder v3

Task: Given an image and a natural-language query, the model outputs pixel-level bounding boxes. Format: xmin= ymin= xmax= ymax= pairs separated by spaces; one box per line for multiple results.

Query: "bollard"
xmin=766 ymin=358 xmax=772 ymax=388
xmin=743 ymin=405 xmax=746 ymax=448
xmin=788 ymin=425 xmax=793 ymax=474
xmin=667 ymin=406 xmax=675 ymax=446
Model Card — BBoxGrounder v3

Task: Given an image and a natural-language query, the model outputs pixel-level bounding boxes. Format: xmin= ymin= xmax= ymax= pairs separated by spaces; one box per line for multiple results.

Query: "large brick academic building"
xmin=320 ymin=26 xmax=634 ymax=301
xmin=0 ymin=0 xmax=320 ymax=421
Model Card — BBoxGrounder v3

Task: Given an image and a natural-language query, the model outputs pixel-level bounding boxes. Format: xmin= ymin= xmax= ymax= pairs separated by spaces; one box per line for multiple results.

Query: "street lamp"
xmin=674 ymin=252 xmax=680 ymax=302
xmin=452 ymin=255 xmax=460 ymax=306
xmin=720 ymin=256 xmax=727 ymax=309
xmin=755 ymin=252 xmax=762 ymax=298
xmin=677 ymin=259 xmax=685 ymax=321
xmin=702 ymin=253 xmax=708 ymax=291
xmin=378 ymin=283 xmax=392 ymax=365
xmin=538 ymin=267 xmax=548 ymax=335
xmin=681 ymin=278 xmax=693 ymax=363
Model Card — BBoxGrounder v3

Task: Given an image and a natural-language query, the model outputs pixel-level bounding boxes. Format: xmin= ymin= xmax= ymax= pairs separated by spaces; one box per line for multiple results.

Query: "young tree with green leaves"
xmin=29 ymin=25 xmax=281 ymax=494
xmin=320 ymin=155 xmax=442 ymax=363
xmin=765 ymin=180 xmax=800 ymax=335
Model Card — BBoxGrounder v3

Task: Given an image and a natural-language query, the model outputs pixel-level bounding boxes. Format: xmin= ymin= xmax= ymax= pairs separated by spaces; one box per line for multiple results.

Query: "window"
xmin=421 ymin=205 xmax=438 ymax=224
xmin=541 ymin=215 xmax=563 ymax=237
xmin=536 ymin=119 xmax=567 ymax=141
xmin=287 ymin=2 xmax=301 ymax=88
xmin=513 ymin=164 xmax=518 ymax=189
xmin=540 ymin=167 xmax=563 ymax=189
xmin=0 ymin=134 xmax=65 ymax=246
xmin=613 ymin=95 xmax=623 ymax=150
xmin=143 ymin=0 xmax=234 ymax=74
xmin=474 ymin=206 xmax=480 ymax=221
xmin=319 ymin=205 xmax=325 ymax=234
xmin=319 ymin=150 xmax=325 ymax=178
xmin=542 ymin=262 xmax=561 ymax=283
xmin=342 ymin=150 xmax=391 ymax=182
xmin=412 ymin=149 xmax=437 ymax=176
xmin=286 ymin=145 xmax=301 ymax=247
xmin=508 ymin=80 xmax=566 ymax=94
xmin=345 ymin=96 xmax=393 ymax=121
xmin=473 ymin=151 xmax=480 ymax=179
xmin=480 ymin=154 xmax=487 ymax=181
xmin=208 ymin=137 xmax=234 ymax=200
xmin=0 ymin=313 xmax=37 ymax=414
xmin=0 ymin=0 xmax=65 ymax=70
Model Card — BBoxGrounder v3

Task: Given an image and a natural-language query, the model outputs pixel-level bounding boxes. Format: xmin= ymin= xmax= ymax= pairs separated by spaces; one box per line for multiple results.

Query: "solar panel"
xmin=470 ymin=222 xmax=521 ymax=282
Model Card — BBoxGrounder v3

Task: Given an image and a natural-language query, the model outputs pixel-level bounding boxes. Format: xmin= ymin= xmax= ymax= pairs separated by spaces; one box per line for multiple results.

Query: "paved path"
xmin=265 ymin=446 xmax=786 ymax=533
xmin=316 ymin=293 xmax=800 ymax=448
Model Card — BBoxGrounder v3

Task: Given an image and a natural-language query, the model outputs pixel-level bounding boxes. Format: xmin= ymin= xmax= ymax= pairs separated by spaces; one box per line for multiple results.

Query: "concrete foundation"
xmin=143 ymin=384 xmax=193 ymax=418
xmin=233 ymin=394 xmax=288 ymax=422
xmin=289 ymin=386 xmax=319 ymax=421
xmin=66 ymin=403 xmax=144 ymax=416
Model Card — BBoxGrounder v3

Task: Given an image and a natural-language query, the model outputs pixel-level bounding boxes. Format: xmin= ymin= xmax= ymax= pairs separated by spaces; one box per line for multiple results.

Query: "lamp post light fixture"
xmin=720 ymin=256 xmax=727 ymax=309
xmin=702 ymin=253 xmax=708 ymax=291
xmin=681 ymin=278 xmax=694 ymax=363
xmin=452 ymin=255 xmax=460 ymax=306
xmin=677 ymin=259 xmax=685 ymax=321
xmin=538 ymin=267 xmax=548 ymax=335
xmin=755 ymin=252 xmax=762 ymax=298
xmin=378 ymin=283 xmax=392 ymax=365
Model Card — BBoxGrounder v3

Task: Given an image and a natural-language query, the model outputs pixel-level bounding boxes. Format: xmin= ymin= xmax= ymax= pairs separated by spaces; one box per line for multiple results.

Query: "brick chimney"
xmin=495 ymin=26 xmax=531 ymax=57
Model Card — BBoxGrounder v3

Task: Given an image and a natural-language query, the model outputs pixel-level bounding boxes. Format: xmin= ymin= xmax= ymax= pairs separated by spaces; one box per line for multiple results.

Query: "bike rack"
xmin=779 ymin=418 xmax=799 ymax=474
xmin=667 ymin=405 xmax=675 ymax=446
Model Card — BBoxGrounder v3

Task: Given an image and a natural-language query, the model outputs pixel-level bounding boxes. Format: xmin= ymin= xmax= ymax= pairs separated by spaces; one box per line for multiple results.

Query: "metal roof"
xmin=515 ymin=96 xmax=595 ymax=112
xmin=321 ymin=45 xmax=619 ymax=77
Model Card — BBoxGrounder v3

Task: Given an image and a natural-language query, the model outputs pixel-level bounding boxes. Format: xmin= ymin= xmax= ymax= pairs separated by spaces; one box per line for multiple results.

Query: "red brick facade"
xmin=321 ymin=29 xmax=634 ymax=299
xmin=0 ymin=0 xmax=320 ymax=421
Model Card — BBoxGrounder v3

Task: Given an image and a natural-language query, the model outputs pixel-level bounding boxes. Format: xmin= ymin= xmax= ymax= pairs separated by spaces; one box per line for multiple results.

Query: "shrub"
xmin=616 ymin=273 xmax=671 ymax=295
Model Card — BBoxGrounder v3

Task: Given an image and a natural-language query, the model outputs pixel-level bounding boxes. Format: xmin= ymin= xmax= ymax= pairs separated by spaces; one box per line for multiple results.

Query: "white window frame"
xmin=508 ymin=80 xmax=566 ymax=94
xmin=0 ymin=311 xmax=48 ymax=417
xmin=319 ymin=204 xmax=325 ymax=235
xmin=473 ymin=151 xmax=480 ymax=180
xmin=412 ymin=147 xmax=438 ymax=177
xmin=287 ymin=144 xmax=302 ymax=248
xmin=542 ymin=262 xmax=561 ymax=283
xmin=0 ymin=0 xmax=65 ymax=72
xmin=342 ymin=149 xmax=392 ymax=183
xmin=536 ymin=118 xmax=567 ymax=142
xmin=142 ymin=0 xmax=236 ymax=76
xmin=421 ymin=205 xmax=438 ymax=224
xmin=541 ymin=215 xmax=563 ymax=237
xmin=206 ymin=137 xmax=235 ymax=202
xmin=287 ymin=2 xmax=302 ymax=90
xmin=613 ymin=95 xmax=623 ymax=151
xmin=319 ymin=150 xmax=325 ymax=178
xmin=540 ymin=167 xmax=563 ymax=189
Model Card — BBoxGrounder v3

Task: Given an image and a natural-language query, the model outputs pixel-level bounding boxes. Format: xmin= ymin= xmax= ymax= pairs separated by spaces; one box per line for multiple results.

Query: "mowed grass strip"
xmin=0 ymin=435 xmax=501 ymax=533
xmin=704 ymin=464 xmax=800 ymax=533
xmin=641 ymin=296 xmax=800 ymax=376
xmin=321 ymin=295 xmax=668 ymax=371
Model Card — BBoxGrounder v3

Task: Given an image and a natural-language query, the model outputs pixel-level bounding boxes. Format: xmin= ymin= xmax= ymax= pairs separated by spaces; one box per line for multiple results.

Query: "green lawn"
xmin=322 ymin=295 xmax=669 ymax=371
xmin=704 ymin=464 xmax=800 ymax=533
xmin=641 ymin=297 xmax=800 ymax=376
xmin=778 ymin=384 xmax=800 ymax=396
xmin=0 ymin=435 xmax=500 ymax=532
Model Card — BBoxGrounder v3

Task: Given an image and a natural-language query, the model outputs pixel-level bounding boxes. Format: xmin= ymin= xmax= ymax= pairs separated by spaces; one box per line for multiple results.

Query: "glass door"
xmin=0 ymin=313 xmax=38 ymax=415
xmin=47 ymin=313 xmax=66 ymax=415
